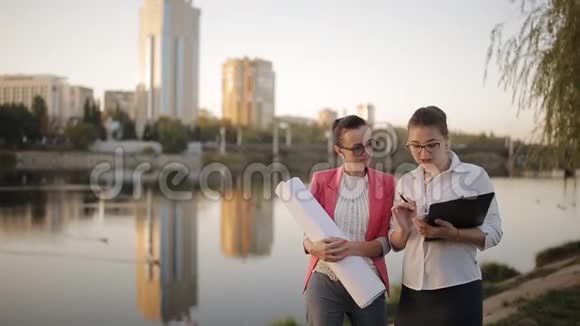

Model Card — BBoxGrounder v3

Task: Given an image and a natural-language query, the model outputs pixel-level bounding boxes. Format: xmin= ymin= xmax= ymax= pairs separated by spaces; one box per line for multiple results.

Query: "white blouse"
xmin=314 ymin=173 xmax=378 ymax=279
xmin=389 ymin=152 xmax=503 ymax=291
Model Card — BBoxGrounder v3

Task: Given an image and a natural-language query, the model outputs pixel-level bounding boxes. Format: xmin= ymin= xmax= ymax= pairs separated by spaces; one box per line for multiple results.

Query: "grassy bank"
xmin=270 ymin=240 xmax=580 ymax=326
xmin=536 ymin=240 xmax=580 ymax=268
xmin=490 ymin=286 xmax=580 ymax=326
xmin=483 ymin=240 xmax=580 ymax=299
xmin=483 ymin=239 xmax=580 ymax=324
xmin=483 ymin=266 xmax=558 ymax=299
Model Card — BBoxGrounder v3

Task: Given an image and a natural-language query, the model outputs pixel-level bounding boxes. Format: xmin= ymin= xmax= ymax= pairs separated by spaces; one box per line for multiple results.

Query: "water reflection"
xmin=0 ymin=191 xmax=83 ymax=234
xmin=0 ymin=178 xmax=578 ymax=325
xmin=0 ymin=189 xmax=200 ymax=325
xmin=135 ymin=191 xmax=198 ymax=325
xmin=220 ymin=189 xmax=274 ymax=259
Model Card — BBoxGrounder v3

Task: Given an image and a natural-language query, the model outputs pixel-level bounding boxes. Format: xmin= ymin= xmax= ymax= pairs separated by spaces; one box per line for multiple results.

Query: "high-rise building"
xmin=136 ymin=0 xmax=201 ymax=134
xmin=0 ymin=74 xmax=93 ymax=121
xmin=317 ymin=108 xmax=338 ymax=128
xmin=356 ymin=103 xmax=375 ymax=126
xmin=222 ymin=57 xmax=275 ymax=129
xmin=104 ymin=90 xmax=135 ymax=117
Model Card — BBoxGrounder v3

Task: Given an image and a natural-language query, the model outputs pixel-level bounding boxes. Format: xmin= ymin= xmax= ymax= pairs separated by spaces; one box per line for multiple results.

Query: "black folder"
xmin=425 ymin=192 xmax=495 ymax=229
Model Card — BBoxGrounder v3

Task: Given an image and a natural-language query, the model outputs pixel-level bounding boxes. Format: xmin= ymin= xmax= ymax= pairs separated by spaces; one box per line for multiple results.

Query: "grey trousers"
xmin=305 ymin=272 xmax=387 ymax=326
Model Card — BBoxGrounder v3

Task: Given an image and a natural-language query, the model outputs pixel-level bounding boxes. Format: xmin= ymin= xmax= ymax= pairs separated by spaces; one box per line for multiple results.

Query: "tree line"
xmin=1 ymin=95 xmax=520 ymax=155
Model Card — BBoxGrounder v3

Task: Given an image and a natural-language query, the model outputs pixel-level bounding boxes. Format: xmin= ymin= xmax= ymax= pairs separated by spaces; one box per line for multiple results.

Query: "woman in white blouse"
xmin=390 ymin=106 xmax=503 ymax=326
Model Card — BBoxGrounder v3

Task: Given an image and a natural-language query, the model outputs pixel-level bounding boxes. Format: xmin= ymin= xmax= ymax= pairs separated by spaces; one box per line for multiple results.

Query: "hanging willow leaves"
xmin=485 ymin=0 xmax=580 ymax=170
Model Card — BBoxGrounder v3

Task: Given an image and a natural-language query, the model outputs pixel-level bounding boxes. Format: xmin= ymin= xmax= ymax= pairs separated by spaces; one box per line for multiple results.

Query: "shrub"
xmin=0 ymin=152 xmax=17 ymax=170
xmin=142 ymin=146 xmax=157 ymax=156
xmin=157 ymin=118 xmax=188 ymax=154
xmin=481 ymin=261 xmax=521 ymax=283
xmin=536 ymin=240 xmax=580 ymax=268
xmin=65 ymin=122 xmax=98 ymax=150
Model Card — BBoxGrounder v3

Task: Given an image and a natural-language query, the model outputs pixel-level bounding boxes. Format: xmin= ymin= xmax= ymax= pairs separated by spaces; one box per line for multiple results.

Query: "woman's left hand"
xmin=328 ymin=240 xmax=353 ymax=262
xmin=322 ymin=238 xmax=387 ymax=261
xmin=412 ymin=217 xmax=458 ymax=240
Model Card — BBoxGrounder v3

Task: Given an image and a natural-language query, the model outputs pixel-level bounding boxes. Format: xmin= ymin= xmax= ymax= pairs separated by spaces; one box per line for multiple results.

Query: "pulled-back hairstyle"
xmin=332 ymin=115 xmax=367 ymax=146
xmin=407 ymin=106 xmax=449 ymax=138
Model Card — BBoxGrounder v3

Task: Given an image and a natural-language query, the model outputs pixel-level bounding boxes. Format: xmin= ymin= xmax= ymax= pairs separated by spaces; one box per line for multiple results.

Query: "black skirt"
xmin=395 ymin=280 xmax=482 ymax=326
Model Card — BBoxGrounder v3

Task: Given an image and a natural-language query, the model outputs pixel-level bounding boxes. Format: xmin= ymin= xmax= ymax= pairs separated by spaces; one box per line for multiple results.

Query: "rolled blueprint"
xmin=275 ymin=177 xmax=386 ymax=308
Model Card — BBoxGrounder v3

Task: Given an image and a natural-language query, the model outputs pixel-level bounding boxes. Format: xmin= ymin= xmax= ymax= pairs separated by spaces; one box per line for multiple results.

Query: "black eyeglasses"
xmin=406 ymin=141 xmax=442 ymax=154
xmin=338 ymin=139 xmax=378 ymax=156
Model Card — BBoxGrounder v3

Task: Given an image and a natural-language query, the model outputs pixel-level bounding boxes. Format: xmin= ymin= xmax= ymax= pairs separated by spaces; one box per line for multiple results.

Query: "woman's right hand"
xmin=309 ymin=237 xmax=348 ymax=262
xmin=392 ymin=201 xmax=417 ymax=233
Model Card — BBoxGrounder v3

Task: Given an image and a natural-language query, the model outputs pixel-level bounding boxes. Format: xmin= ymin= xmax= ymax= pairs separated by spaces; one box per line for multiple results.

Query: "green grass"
xmin=490 ymin=286 xmax=580 ymax=326
xmin=270 ymin=317 xmax=301 ymax=326
xmin=483 ymin=267 xmax=557 ymax=299
xmin=483 ymin=282 xmax=507 ymax=299
xmin=483 ymin=239 xmax=580 ymax=300
xmin=517 ymin=267 xmax=557 ymax=283
xmin=535 ymin=240 xmax=580 ymax=268
xmin=386 ymin=285 xmax=401 ymax=325
xmin=563 ymin=256 xmax=580 ymax=269
xmin=387 ymin=303 xmax=398 ymax=324
xmin=481 ymin=262 xmax=521 ymax=283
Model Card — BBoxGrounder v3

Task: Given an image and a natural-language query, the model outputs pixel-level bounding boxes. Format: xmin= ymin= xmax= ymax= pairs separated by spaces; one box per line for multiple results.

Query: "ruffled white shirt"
xmin=314 ymin=173 xmax=379 ymax=279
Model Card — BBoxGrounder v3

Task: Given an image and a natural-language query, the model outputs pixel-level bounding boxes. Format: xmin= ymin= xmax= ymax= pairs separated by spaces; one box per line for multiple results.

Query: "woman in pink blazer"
xmin=302 ymin=115 xmax=395 ymax=326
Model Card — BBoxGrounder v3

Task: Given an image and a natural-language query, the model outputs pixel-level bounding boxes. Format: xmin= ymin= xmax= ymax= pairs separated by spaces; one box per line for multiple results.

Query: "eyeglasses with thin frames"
xmin=406 ymin=141 xmax=442 ymax=154
xmin=338 ymin=139 xmax=378 ymax=156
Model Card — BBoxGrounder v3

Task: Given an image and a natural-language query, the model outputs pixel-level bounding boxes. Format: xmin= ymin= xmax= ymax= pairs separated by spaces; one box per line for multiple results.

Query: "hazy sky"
xmin=0 ymin=0 xmax=537 ymax=139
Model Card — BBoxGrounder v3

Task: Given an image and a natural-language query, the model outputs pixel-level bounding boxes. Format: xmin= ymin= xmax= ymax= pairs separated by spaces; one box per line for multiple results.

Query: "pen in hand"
xmin=399 ymin=193 xmax=409 ymax=203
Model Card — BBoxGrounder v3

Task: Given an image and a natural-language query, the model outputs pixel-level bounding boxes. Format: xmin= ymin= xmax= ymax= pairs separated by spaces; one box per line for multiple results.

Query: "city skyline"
xmin=0 ymin=0 xmax=536 ymax=139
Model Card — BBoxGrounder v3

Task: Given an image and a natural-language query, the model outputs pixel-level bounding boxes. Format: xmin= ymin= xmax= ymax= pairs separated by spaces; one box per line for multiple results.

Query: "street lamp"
xmin=279 ymin=122 xmax=291 ymax=146
xmin=325 ymin=129 xmax=335 ymax=166
xmin=219 ymin=126 xmax=226 ymax=155
xmin=236 ymin=126 xmax=242 ymax=145
xmin=273 ymin=122 xmax=291 ymax=157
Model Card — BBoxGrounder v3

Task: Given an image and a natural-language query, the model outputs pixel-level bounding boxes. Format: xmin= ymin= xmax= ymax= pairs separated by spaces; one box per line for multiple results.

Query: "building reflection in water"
xmin=0 ymin=191 xmax=83 ymax=234
xmin=135 ymin=190 xmax=198 ymax=325
xmin=220 ymin=189 xmax=274 ymax=258
xmin=0 ymin=188 xmax=199 ymax=325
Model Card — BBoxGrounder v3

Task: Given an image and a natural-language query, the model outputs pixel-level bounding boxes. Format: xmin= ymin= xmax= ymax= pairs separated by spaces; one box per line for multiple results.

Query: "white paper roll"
xmin=275 ymin=177 xmax=386 ymax=308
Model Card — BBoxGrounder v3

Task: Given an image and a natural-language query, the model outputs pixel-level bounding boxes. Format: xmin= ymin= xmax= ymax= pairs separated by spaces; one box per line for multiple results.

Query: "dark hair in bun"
xmin=332 ymin=115 xmax=367 ymax=146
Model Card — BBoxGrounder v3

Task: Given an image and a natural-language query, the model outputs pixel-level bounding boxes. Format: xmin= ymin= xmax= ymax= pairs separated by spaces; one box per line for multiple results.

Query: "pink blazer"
xmin=304 ymin=166 xmax=395 ymax=295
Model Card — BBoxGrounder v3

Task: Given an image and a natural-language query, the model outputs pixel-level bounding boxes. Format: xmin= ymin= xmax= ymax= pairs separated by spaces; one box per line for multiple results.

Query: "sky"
xmin=0 ymin=0 xmax=538 ymax=139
